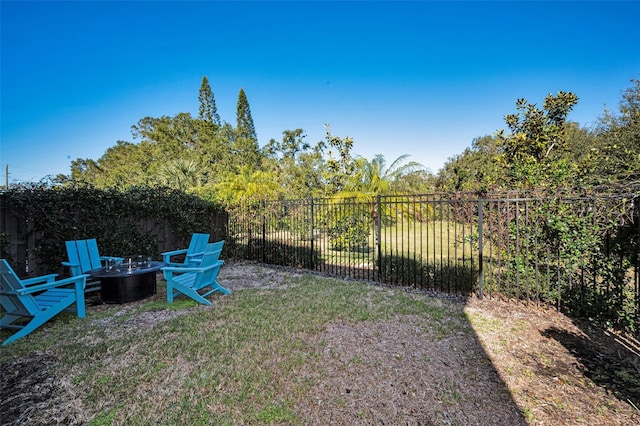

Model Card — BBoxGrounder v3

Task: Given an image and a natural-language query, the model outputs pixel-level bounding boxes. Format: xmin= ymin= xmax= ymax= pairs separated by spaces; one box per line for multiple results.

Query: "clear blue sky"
xmin=2 ymin=1 xmax=639 ymax=184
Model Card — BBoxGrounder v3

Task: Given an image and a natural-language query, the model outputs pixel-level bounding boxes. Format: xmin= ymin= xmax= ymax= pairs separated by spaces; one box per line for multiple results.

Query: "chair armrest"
xmin=162 ymin=249 xmax=188 ymax=264
xmin=162 ymin=266 xmax=206 ymax=274
xmin=162 ymin=260 xmax=222 ymax=273
xmin=22 ymin=274 xmax=59 ymax=286
xmin=178 ymin=252 xmax=223 ymax=267
xmin=186 ymin=250 xmax=205 ymax=259
xmin=61 ymin=261 xmax=83 ymax=276
xmin=162 ymin=249 xmax=188 ymax=257
xmin=17 ymin=275 xmax=89 ymax=295
xmin=99 ymin=256 xmax=124 ymax=268
xmin=100 ymin=256 xmax=123 ymax=262
xmin=162 ymin=260 xmax=221 ymax=278
xmin=164 ymin=262 xmax=188 ymax=268
xmin=183 ymin=251 xmax=207 ymax=266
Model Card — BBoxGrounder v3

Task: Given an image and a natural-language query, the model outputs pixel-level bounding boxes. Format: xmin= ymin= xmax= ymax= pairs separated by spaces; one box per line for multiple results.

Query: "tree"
xmin=70 ymin=158 xmax=100 ymax=186
xmin=345 ymin=154 xmax=425 ymax=197
xmin=131 ymin=113 xmax=199 ymax=156
xmin=262 ymin=129 xmax=326 ymax=198
xmin=236 ymin=88 xmax=257 ymax=141
xmin=198 ymin=76 xmax=220 ymax=126
xmin=323 ymin=152 xmax=428 ymax=251
xmin=559 ymin=122 xmax=599 ymax=187
xmin=436 ymin=135 xmax=503 ymax=193
xmin=158 ymin=158 xmax=203 ymax=191
xmin=590 ymin=78 xmax=640 ymax=184
xmin=214 ymin=165 xmax=280 ymax=207
xmin=234 ymin=88 xmax=261 ymax=168
xmin=263 ymin=128 xmax=311 ymax=160
xmin=322 ymin=126 xmax=356 ymax=195
xmin=495 ymin=91 xmax=579 ymax=189
xmin=71 ymin=140 xmax=156 ymax=189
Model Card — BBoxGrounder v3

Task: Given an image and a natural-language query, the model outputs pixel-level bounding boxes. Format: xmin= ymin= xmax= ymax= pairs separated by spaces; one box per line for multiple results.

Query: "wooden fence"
xmin=0 ymin=191 xmax=228 ymax=278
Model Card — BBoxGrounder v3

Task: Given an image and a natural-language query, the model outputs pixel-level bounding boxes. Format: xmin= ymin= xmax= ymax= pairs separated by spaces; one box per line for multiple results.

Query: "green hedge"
xmin=2 ymin=185 xmax=225 ymax=274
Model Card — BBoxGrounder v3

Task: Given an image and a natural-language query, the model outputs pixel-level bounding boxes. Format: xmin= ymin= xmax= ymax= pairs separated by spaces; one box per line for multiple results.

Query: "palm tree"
xmin=344 ymin=154 xmax=425 ymax=197
xmin=214 ymin=165 xmax=280 ymax=207
xmin=327 ymin=154 xmax=427 ymax=251
xmin=158 ymin=158 xmax=203 ymax=191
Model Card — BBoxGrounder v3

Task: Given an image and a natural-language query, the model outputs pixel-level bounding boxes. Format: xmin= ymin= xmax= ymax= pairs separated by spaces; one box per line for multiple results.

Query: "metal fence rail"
xmin=229 ymin=190 xmax=640 ymax=330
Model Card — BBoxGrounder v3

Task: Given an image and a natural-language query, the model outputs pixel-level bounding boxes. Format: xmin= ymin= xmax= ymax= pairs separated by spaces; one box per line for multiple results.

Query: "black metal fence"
xmin=228 ymin=188 xmax=640 ymax=331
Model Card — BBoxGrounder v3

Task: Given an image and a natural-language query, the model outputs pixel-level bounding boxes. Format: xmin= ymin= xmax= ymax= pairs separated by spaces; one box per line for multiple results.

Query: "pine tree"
xmin=198 ymin=76 xmax=220 ymax=126
xmin=232 ymin=88 xmax=260 ymax=168
xmin=236 ymin=88 xmax=257 ymax=141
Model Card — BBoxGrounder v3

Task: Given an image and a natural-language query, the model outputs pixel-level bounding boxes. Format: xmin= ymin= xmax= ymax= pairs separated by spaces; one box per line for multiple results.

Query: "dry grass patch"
xmin=466 ymin=297 xmax=640 ymax=425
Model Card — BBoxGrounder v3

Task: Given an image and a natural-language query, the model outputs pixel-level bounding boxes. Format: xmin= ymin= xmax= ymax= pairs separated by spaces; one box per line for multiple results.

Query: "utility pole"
xmin=4 ymin=164 xmax=8 ymax=189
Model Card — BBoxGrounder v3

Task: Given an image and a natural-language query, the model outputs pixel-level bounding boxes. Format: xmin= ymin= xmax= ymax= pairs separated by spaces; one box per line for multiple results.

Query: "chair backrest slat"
xmin=193 ymin=250 xmax=222 ymax=287
xmin=66 ymin=239 xmax=103 ymax=273
xmin=189 ymin=233 xmax=210 ymax=253
xmin=0 ymin=260 xmax=39 ymax=315
xmin=86 ymin=239 xmax=103 ymax=270
xmin=205 ymin=240 xmax=224 ymax=257
xmin=65 ymin=240 xmax=81 ymax=271
xmin=76 ymin=240 xmax=93 ymax=272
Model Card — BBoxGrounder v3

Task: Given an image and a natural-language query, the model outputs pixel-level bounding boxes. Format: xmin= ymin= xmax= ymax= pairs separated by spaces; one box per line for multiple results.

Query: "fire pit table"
xmin=87 ymin=257 xmax=165 ymax=304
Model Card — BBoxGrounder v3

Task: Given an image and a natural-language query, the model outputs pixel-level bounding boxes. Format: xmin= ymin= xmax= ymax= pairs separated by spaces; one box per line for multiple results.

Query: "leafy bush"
xmin=2 ymin=185 xmax=224 ymax=274
xmin=326 ymin=209 xmax=370 ymax=252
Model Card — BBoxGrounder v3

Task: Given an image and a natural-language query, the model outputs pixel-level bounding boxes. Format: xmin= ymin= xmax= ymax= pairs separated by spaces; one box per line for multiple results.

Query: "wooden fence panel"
xmin=0 ymin=192 xmax=228 ymax=278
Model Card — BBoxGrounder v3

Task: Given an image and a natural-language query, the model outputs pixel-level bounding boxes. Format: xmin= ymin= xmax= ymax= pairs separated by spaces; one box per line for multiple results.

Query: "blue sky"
xmin=2 ymin=1 xmax=639 ymax=184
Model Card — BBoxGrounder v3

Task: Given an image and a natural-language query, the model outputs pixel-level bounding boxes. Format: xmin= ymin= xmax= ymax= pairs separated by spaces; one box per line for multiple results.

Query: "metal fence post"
xmin=261 ymin=201 xmax=266 ymax=264
xmin=477 ymin=197 xmax=484 ymax=300
xmin=635 ymin=195 xmax=640 ymax=321
xmin=310 ymin=197 xmax=315 ymax=270
xmin=376 ymin=194 xmax=382 ymax=278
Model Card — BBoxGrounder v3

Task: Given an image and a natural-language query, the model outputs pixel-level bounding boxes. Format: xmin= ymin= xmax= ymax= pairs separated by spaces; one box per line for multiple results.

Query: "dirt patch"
xmin=0 ymin=352 xmax=88 ymax=425
xmin=295 ymin=317 xmax=524 ymax=425
xmin=465 ymin=297 xmax=640 ymax=425
xmin=1 ymin=262 xmax=639 ymax=425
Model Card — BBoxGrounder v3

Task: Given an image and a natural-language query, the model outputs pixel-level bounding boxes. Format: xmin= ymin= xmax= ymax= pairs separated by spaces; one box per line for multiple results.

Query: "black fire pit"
xmin=88 ymin=258 xmax=165 ymax=304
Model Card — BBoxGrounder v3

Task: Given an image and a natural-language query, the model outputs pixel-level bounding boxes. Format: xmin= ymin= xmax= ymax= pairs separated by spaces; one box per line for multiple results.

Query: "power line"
xmin=3 ymin=163 xmax=63 ymax=184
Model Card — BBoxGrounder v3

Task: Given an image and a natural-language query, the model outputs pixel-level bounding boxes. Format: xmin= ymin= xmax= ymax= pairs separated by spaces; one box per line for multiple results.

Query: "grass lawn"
xmin=1 ymin=263 xmax=638 ymax=425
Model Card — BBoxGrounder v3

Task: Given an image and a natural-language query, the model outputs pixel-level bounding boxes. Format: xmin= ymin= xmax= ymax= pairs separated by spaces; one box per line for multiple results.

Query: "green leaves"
xmin=495 ymin=91 xmax=579 ymax=189
xmin=4 ymin=186 xmax=223 ymax=271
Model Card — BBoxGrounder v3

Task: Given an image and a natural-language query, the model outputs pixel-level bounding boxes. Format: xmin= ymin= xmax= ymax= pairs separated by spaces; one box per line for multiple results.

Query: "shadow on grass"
xmin=377 ymin=254 xmax=477 ymax=295
xmin=541 ymin=325 xmax=640 ymax=409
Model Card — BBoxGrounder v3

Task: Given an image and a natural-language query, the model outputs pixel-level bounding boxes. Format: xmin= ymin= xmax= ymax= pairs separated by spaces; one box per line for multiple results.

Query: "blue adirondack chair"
xmin=189 ymin=240 xmax=225 ymax=266
xmin=205 ymin=240 xmax=224 ymax=256
xmin=62 ymin=239 xmax=122 ymax=293
xmin=0 ymin=259 xmax=89 ymax=346
xmin=162 ymin=249 xmax=230 ymax=306
xmin=161 ymin=233 xmax=210 ymax=267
